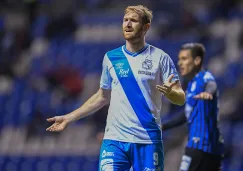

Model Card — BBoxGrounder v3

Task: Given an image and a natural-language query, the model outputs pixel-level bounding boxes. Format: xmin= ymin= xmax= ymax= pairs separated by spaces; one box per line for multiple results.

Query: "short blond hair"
xmin=125 ymin=5 xmax=153 ymax=24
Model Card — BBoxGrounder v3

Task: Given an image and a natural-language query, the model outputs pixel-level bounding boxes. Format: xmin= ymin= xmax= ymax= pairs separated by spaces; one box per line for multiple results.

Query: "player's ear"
xmin=143 ymin=23 xmax=150 ymax=33
xmin=194 ymin=56 xmax=202 ymax=66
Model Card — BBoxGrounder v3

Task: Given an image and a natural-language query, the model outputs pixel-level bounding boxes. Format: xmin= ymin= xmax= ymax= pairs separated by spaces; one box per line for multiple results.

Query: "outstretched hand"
xmin=46 ymin=116 xmax=69 ymax=132
xmin=194 ymin=92 xmax=213 ymax=100
xmin=156 ymin=74 xmax=179 ymax=97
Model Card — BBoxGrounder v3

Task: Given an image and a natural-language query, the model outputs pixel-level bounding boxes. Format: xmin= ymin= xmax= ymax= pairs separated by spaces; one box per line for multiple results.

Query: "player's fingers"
xmin=205 ymin=93 xmax=213 ymax=100
xmin=156 ymin=85 xmax=163 ymax=89
xmin=156 ymin=86 xmax=167 ymax=92
xmin=162 ymin=84 xmax=172 ymax=94
xmin=170 ymin=80 xmax=179 ymax=88
xmin=46 ymin=125 xmax=54 ymax=131
xmin=48 ymin=122 xmax=67 ymax=132
xmin=46 ymin=123 xmax=58 ymax=131
xmin=157 ymin=87 xmax=167 ymax=94
xmin=159 ymin=86 xmax=168 ymax=91
xmin=161 ymin=92 xmax=166 ymax=96
xmin=193 ymin=94 xmax=202 ymax=99
xmin=167 ymin=74 xmax=174 ymax=83
xmin=156 ymin=85 xmax=163 ymax=90
xmin=202 ymin=93 xmax=209 ymax=99
xmin=194 ymin=93 xmax=213 ymax=100
xmin=47 ymin=126 xmax=60 ymax=132
xmin=47 ymin=117 xmax=56 ymax=122
xmin=209 ymin=94 xmax=213 ymax=100
xmin=162 ymin=84 xmax=170 ymax=89
xmin=205 ymin=93 xmax=210 ymax=99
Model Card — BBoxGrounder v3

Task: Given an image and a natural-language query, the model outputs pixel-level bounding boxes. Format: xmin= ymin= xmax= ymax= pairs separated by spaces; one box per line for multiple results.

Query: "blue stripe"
xmin=203 ymin=100 xmax=209 ymax=152
xmin=106 ymin=47 xmax=161 ymax=142
xmin=199 ymin=100 xmax=203 ymax=149
xmin=194 ymin=104 xmax=199 ymax=149
xmin=123 ymin=44 xmax=149 ymax=57
xmin=208 ymin=101 xmax=212 ymax=153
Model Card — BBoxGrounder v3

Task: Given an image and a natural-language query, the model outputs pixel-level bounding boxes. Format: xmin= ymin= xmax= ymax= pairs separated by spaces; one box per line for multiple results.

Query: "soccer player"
xmin=162 ymin=43 xmax=224 ymax=171
xmin=46 ymin=5 xmax=185 ymax=171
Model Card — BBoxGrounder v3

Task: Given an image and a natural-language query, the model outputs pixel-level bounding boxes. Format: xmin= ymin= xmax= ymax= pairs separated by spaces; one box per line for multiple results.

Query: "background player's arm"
xmin=46 ymin=88 xmax=111 ymax=132
xmin=194 ymin=81 xmax=217 ymax=100
xmin=162 ymin=110 xmax=187 ymax=131
xmin=46 ymin=54 xmax=112 ymax=132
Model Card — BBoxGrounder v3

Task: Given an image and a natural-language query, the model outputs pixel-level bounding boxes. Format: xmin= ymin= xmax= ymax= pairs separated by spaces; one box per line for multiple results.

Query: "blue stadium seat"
xmin=31 ymin=15 xmax=49 ymax=39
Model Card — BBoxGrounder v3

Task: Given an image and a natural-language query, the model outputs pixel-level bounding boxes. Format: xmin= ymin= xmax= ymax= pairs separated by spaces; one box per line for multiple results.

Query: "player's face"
xmin=178 ymin=49 xmax=196 ymax=76
xmin=122 ymin=12 xmax=144 ymax=42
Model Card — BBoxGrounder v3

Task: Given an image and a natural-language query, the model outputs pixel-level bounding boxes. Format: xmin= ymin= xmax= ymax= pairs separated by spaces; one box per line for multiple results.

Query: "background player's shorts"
xmin=99 ymin=139 xmax=164 ymax=171
xmin=179 ymin=147 xmax=222 ymax=171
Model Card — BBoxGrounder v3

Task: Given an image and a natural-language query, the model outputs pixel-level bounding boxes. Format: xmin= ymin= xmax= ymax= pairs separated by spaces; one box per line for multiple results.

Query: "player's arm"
xmin=162 ymin=110 xmax=187 ymax=131
xmin=65 ymin=88 xmax=111 ymax=122
xmin=46 ymin=54 xmax=112 ymax=132
xmin=194 ymin=81 xmax=217 ymax=100
xmin=156 ymin=75 xmax=185 ymax=106
xmin=46 ymin=88 xmax=111 ymax=132
xmin=157 ymin=54 xmax=185 ymax=106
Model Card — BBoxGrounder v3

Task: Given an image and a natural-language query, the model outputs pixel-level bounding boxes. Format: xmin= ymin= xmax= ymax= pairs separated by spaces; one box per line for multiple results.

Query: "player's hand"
xmin=46 ymin=115 xmax=69 ymax=132
xmin=194 ymin=92 xmax=213 ymax=100
xmin=156 ymin=74 xmax=179 ymax=97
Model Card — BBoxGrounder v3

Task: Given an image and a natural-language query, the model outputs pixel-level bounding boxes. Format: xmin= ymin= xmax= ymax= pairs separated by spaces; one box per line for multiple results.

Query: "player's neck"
xmin=189 ymin=67 xmax=203 ymax=80
xmin=125 ymin=39 xmax=146 ymax=53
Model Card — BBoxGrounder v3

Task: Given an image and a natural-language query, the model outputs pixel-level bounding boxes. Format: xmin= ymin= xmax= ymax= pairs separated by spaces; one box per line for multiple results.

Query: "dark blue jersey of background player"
xmin=162 ymin=43 xmax=223 ymax=171
xmin=185 ymin=70 xmax=223 ymax=155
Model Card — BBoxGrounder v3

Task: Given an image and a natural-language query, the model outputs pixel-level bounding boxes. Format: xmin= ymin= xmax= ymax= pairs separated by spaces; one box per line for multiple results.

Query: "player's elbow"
xmin=98 ymin=88 xmax=111 ymax=106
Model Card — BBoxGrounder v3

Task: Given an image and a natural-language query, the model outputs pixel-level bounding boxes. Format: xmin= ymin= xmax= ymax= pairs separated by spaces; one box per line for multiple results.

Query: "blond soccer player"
xmin=46 ymin=5 xmax=185 ymax=171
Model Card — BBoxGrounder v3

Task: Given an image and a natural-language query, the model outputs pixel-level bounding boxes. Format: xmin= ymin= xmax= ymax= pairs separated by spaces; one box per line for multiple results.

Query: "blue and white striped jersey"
xmin=185 ymin=70 xmax=224 ymax=155
xmin=100 ymin=44 xmax=179 ymax=144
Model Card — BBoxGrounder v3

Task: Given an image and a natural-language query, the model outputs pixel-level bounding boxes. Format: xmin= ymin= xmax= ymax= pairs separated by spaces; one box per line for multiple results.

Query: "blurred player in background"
xmin=46 ymin=5 xmax=185 ymax=171
xmin=162 ymin=43 xmax=224 ymax=171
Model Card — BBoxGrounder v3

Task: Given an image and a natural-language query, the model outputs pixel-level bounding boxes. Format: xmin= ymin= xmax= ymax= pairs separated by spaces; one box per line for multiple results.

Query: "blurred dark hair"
xmin=181 ymin=43 xmax=205 ymax=67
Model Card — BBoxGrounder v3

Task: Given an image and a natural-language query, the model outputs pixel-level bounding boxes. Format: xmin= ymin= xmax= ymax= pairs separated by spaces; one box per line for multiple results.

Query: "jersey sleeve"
xmin=203 ymin=72 xmax=215 ymax=83
xmin=160 ymin=53 xmax=180 ymax=83
xmin=100 ymin=54 xmax=112 ymax=89
xmin=203 ymin=72 xmax=217 ymax=93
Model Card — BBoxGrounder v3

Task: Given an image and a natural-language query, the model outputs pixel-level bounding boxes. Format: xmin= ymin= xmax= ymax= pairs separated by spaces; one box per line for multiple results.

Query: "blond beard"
xmin=123 ymin=28 xmax=144 ymax=42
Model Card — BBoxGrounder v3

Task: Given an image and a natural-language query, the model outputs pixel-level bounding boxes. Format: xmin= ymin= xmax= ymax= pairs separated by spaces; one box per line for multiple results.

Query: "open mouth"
xmin=125 ymin=29 xmax=133 ymax=32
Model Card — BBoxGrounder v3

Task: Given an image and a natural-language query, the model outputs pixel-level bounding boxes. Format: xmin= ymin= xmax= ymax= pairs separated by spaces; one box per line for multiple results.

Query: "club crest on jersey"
xmin=142 ymin=59 xmax=153 ymax=70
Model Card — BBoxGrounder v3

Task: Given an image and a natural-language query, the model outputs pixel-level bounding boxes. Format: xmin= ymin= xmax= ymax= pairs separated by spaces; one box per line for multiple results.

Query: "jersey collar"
xmin=123 ymin=44 xmax=149 ymax=57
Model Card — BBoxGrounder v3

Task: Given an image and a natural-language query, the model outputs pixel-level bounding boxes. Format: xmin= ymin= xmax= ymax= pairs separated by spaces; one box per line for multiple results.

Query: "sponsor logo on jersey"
xmin=138 ymin=70 xmax=155 ymax=76
xmin=115 ymin=62 xmax=124 ymax=69
xmin=119 ymin=68 xmax=129 ymax=77
xmin=102 ymin=150 xmax=114 ymax=158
